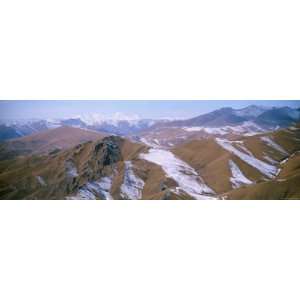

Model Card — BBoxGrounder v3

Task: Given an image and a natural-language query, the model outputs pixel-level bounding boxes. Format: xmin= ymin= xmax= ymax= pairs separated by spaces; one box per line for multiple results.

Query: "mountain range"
xmin=1 ymin=105 xmax=300 ymax=142
xmin=1 ymin=104 xmax=300 ymax=200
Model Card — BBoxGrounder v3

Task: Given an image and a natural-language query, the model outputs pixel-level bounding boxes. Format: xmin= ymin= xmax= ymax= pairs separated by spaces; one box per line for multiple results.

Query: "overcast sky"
xmin=0 ymin=100 xmax=299 ymax=120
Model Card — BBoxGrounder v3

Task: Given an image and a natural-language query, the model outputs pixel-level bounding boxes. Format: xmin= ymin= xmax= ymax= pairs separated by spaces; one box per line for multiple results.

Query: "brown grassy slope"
xmin=224 ymin=152 xmax=300 ymax=200
xmin=120 ymin=139 xmax=147 ymax=161
xmin=0 ymin=136 xmax=132 ymax=199
xmin=109 ymin=154 xmax=177 ymax=200
xmin=278 ymin=151 xmax=300 ymax=179
xmin=109 ymin=140 xmax=183 ymax=199
xmin=171 ymin=126 xmax=300 ymax=194
xmin=242 ymin=125 xmax=300 ymax=161
xmin=107 ymin=140 xmax=183 ymax=199
xmin=242 ymin=135 xmax=283 ymax=162
xmin=171 ymin=139 xmax=232 ymax=194
xmin=272 ymin=126 xmax=300 ymax=153
xmin=171 ymin=138 xmax=265 ymax=194
xmin=243 ymin=132 xmax=294 ymax=163
xmin=133 ymin=158 xmax=178 ymax=199
xmin=0 ymin=135 xmax=153 ymax=200
xmin=0 ymin=126 xmax=106 ymax=159
xmin=138 ymin=127 xmax=211 ymax=147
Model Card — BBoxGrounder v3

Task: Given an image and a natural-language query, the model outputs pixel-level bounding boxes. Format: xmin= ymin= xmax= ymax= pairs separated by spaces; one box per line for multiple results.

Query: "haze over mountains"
xmin=1 ymin=105 xmax=300 ymax=141
xmin=1 ymin=104 xmax=300 ymax=200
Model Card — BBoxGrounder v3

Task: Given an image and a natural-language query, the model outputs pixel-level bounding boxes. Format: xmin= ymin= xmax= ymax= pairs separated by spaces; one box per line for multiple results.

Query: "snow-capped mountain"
xmin=1 ymin=105 xmax=300 ymax=142
xmin=61 ymin=115 xmax=158 ymax=135
xmin=234 ymin=105 xmax=270 ymax=118
xmin=0 ymin=114 xmax=161 ymax=141
xmin=0 ymin=119 xmax=61 ymax=141
xmin=153 ymin=105 xmax=300 ymax=130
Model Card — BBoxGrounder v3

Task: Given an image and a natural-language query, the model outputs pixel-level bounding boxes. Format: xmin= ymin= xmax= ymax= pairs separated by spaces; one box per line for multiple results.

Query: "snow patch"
xmin=234 ymin=106 xmax=269 ymax=118
xmin=279 ymin=150 xmax=300 ymax=166
xmin=235 ymin=144 xmax=253 ymax=156
xmin=140 ymin=138 xmax=161 ymax=149
xmin=263 ymin=155 xmax=278 ymax=165
xmin=75 ymin=188 xmax=97 ymax=200
xmin=67 ymin=176 xmax=114 ymax=200
xmin=36 ymin=176 xmax=46 ymax=187
xmin=183 ymin=121 xmax=265 ymax=136
xmin=229 ymin=160 xmax=253 ymax=188
xmin=280 ymin=157 xmax=289 ymax=165
xmin=120 ymin=161 xmax=145 ymax=199
xmin=184 ymin=126 xmax=227 ymax=135
xmin=260 ymin=136 xmax=288 ymax=155
xmin=65 ymin=161 xmax=78 ymax=178
xmin=216 ymin=138 xmax=278 ymax=178
xmin=86 ymin=176 xmax=114 ymax=200
xmin=140 ymin=149 xmax=215 ymax=200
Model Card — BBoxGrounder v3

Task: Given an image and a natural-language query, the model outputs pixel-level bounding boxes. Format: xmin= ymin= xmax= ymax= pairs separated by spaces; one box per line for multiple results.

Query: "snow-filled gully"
xmin=140 ymin=148 xmax=216 ymax=200
xmin=228 ymin=160 xmax=252 ymax=188
xmin=260 ymin=136 xmax=288 ymax=155
xmin=216 ymin=138 xmax=278 ymax=179
xmin=120 ymin=161 xmax=145 ymax=200
xmin=67 ymin=176 xmax=114 ymax=200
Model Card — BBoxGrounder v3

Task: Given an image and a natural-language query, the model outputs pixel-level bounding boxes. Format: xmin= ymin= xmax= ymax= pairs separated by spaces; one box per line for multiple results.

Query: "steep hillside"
xmin=0 ymin=134 xmax=218 ymax=200
xmin=0 ymin=126 xmax=106 ymax=160
xmin=0 ymin=136 xmax=143 ymax=199
xmin=0 ymin=122 xmax=299 ymax=200
xmin=172 ymin=139 xmax=268 ymax=194
xmin=224 ymin=152 xmax=300 ymax=200
xmin=171 ymin=125 xmax=300 ymax=197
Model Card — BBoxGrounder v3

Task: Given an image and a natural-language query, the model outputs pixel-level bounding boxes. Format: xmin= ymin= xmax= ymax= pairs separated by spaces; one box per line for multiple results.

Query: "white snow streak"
xmin=183 ymin=122 xmax=265 ymax=136
xmin=76 ymin=188 xmax=97 ymax=200
xmin=260 ymin=136 xmax=288 ymax=155
xmin=36 ymin=176 xmax=46 ymax=187
xmin=228 ymin=160 xmax=252 ymax=188
xmin=140 ymin=137 xmax=160 ymax=148
xmin=140 ymin=149 xmax=215 ymax=200
xmin=280 ymin=157 xmax=289 ymax=165
xmin=120 ymin=161 xmax=145 ymax=199
xmin=216 ymin=138 xmax=278 ymax=178
xmin=65 ymin=161 xmax=79 ymax=178
xmin=280 ymin=150 xmax=300 ymax=165
xmin=67 ymin=176 xmax=114 ymax=200
xmin=86 ymin=176 xmax=114 ymax=200
xmin=263 ymin=155 xmax=278 ymax=165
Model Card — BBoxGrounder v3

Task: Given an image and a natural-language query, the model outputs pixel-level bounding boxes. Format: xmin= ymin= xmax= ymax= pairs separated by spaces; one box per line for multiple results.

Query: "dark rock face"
xmin=0 ymin=135 xmax=126 ymax=200
xmin=94 ymin=136 xmax=123 ymax=166
xmin=63 ymin=136 xmax=124 ymax=197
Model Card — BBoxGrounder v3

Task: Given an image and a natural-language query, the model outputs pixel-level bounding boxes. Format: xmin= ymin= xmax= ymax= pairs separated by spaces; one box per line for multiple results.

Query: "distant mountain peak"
xmin=234 ymin=105 xmax=270 ymax=118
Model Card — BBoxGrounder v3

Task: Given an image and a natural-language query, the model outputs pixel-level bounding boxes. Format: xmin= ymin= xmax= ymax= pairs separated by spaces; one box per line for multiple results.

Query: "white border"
xmin=1 ymin=200 xmax=300 ymax=300
xmin=0 ymin=0 xmax=299 ymax=100
xmin=1 ymin=0 xmax=300 ymax=299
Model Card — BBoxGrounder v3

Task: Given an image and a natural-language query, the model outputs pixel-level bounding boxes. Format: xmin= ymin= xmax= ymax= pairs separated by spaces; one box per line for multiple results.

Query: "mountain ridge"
xmin=1 ymin=105 xmax=300 ymax=141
